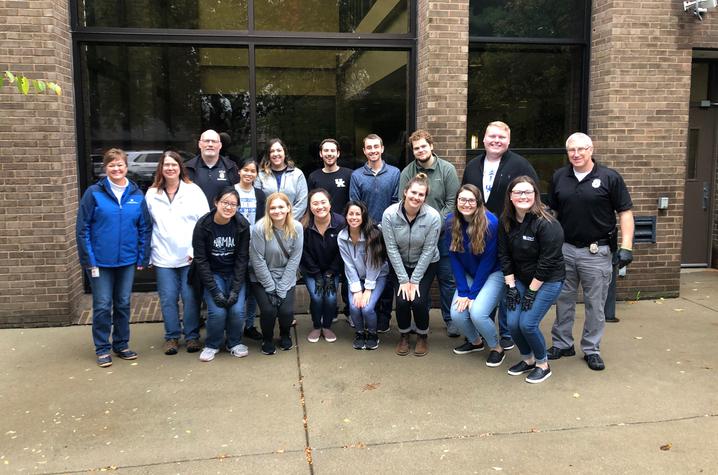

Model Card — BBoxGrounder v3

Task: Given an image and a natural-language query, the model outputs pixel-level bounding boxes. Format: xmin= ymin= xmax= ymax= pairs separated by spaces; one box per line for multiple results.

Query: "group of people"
xmin=76 ymin=122 xmax=634 ymax=384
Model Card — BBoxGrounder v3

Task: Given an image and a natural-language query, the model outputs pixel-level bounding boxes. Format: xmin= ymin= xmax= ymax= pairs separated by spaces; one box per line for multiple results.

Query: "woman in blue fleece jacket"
xmin=446 ymin=184 xmax=506 ymax=367
xmin=76 ymin=148 xmax=151 ymax=368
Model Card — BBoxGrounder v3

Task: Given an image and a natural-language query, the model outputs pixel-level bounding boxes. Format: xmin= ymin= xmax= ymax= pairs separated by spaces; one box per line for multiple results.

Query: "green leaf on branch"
xmin=33 ymin=79 xmax=47 ymax=93
xmin=48 ymin=82 xmax=62 ymax=96
xmin=6 ymin=71 xmax=16 ymax=83
xmin=17 ymin=76 xmax=30 ymax=95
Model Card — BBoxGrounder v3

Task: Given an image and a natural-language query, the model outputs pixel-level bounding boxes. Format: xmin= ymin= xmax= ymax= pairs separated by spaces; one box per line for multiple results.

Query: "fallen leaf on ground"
xmin=573 ymin=393 xmax=580 ymax=398
xmin=634 ymin=336 xmax=643 ymax=340
xmin=673 ymin=309 xmax=684 ymax=312
xmin=660 ymin=443 xmax=672 ymax=451
xmin=362 ymin=382 xmax=381 ymax=391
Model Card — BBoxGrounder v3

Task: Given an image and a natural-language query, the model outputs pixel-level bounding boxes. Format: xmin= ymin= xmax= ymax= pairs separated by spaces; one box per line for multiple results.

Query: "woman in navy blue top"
xmin=446 ymin=184 xmax=506 ymax=367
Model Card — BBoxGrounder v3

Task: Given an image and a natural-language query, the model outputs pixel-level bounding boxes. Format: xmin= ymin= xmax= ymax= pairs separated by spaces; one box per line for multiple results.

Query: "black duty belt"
xmin=567 ymin=238 xmax=610 ymax=249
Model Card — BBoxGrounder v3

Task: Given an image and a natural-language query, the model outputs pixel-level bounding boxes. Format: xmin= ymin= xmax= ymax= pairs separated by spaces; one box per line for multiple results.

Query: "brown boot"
xmin=163 ymin=339 xmax=179 ymax=355
xmin=414 ymin=334 xmax=429 ymax=357
xmin=395 ymin=333 xmax=411 ymax=356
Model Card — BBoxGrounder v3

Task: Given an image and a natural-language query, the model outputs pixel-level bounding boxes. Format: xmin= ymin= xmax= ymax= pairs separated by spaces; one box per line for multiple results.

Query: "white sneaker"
xmin=228 ymin=344 xmax=249 ymax=358
xmin=199 ymin=347 xmax=219 ymax=362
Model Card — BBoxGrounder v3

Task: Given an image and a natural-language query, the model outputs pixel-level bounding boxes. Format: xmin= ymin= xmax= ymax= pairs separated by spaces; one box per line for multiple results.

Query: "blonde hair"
xmin=262 ymin=192 xmax=298 ymax=241
xmin=486 ymin=121 xmax=511 ymax=135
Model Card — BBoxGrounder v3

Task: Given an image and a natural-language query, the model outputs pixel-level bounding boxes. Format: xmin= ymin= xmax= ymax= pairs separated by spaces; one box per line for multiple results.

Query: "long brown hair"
xmin=343 ymin=200 xmax=385 ymax=268
xmin=260 ymin=138 xmax=294 ymax=175
xmin=501 ymin=175 xmax=556 ymax=232
xmin=450 ymin=184 xmax=489 ymax=254
xmin=150 ymin=151 xmax=191 ymax=193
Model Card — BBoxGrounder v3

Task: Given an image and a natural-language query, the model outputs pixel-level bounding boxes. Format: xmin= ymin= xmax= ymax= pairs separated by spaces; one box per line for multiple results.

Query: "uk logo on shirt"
xmin=335 ymin=178 xmax=346 ymax=188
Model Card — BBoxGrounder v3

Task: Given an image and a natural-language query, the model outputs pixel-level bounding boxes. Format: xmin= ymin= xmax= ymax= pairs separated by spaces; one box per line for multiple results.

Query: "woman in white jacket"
xmin=146 ymin=151 xmax=209 ymax=355
xmin=255 ymin=138 xmax=308 ymax=220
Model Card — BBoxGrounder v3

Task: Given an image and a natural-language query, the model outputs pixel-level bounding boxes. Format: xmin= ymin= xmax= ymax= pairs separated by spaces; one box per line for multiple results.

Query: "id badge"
xmin=91 ymin=267 xmax=100 ymax=278
xmin=589 ymin=243 xmax=599 ymax=254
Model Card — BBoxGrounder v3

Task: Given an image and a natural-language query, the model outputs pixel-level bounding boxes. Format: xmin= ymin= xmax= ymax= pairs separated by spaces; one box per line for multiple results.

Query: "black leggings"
xmin=251 ymin=283 xmax=295 ymax=343
xmin=394 ymin=263 xmax=437 ymax=334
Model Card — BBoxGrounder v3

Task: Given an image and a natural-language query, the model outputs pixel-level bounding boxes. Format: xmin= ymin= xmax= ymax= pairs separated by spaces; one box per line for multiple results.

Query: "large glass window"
xmin=467 ymin=0 xmax=590 ymax=188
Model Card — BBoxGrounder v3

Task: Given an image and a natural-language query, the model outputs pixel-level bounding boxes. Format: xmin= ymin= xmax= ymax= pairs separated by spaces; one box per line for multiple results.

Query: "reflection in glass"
xmin=254 ymin=0 xmax=408 ymax=33
xmin=79 ymin=0 xmax=248 ymax=29
xmin=81 ymin=44 xmax=250 ymax=191
xmin=467 ymin=44 xmax=583 ymax=150
xmin=255 ymin=48 xmax=409 ymax=172
xmin=469 ymin=0 xmax=586 ymax=39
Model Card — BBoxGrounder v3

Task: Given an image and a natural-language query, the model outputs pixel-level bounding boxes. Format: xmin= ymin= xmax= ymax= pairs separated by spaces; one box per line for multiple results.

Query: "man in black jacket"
xmin=462 ymin=121 xmax=539 ymax=350
xmin=185 ymin=129 xmax=240 ymax=206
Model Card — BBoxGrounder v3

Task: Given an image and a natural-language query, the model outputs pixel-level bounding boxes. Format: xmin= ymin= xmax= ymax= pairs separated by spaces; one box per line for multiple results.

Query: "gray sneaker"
xmin=446 ymin=321 xmax=461 ymax=338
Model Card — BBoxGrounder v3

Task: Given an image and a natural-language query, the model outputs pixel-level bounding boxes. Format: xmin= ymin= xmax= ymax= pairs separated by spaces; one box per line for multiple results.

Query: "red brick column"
xmin=416 ymin=0 xmax=469 ymax=176
xmin=0 ymin=0 xmax=83 ymax=326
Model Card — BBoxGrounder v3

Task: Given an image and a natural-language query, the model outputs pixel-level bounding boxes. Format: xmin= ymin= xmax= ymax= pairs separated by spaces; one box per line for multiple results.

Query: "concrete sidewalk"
xmin=2 ymin=271 xmax=717 ymax=474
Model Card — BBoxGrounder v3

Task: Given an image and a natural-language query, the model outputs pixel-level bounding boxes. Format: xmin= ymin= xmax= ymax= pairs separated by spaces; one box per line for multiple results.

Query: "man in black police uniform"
xmin=185 ymin=129 xmax=240 ymax=206
xmin=546 ymin=132 xmax=634 ymax=371
xmin=462 ymin=120 xmax=539 ymax=349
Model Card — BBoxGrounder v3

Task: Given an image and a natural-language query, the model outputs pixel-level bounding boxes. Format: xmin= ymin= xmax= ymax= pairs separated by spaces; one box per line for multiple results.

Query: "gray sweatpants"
xmin=551 ymin=243 xmax=612 ymax=355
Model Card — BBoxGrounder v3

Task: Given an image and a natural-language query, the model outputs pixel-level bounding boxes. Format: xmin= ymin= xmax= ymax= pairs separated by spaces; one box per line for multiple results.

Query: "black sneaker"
xmin=453 ymin=340 xmax=485 ymax=355
xmin=605 ymin=317 xmax=620 ymax=323
xmin=500 ymin=337 xmax=515 ymax=351
xmin=584 ymin=353 xmax=605 ymax=371
xmin=486 ymin=350 xmax=506 ymax=367
xmin=365 ymin=332 xmax=379 ymax=350
xmin=261 ymin=341 xmax=276 ymax=355
xmin=353 ymin=332 xmax=366 ymax=350
xmin=525 ymin=365 xmax=552 ymax=384
xmin=546 ymin=345 xmax=576 ymax=360
xmin=243 ymin=326 xmax=263 ymax=341
xmin=507 ymin=360 xmax=536 ymax=376
xmin=280 ymin=336 xmax=293 ymax=351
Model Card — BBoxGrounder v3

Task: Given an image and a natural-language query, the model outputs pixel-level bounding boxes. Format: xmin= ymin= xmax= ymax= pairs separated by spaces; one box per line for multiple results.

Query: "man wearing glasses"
xmin=400 ymin=130 xmax=460 ymax=337
xmin=546 ymin=132 xmax=634 ymax=371
xmin=185 ymin=129 xmax=240 ymax=206
xmin=462 ymin=121 xmax=539 ymax=350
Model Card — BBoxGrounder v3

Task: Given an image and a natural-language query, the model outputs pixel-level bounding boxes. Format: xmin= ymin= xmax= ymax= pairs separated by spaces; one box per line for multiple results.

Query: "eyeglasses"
xmin=201 ymin=139 xmax=219 ymax=144
xmin=567 ymin=146 xmax=591 ymax=154
xmin=457 ymin=197 xmax=477 ymax=205
xmin=510 ymin=190 xmax=535 ymax=197
xmin=219 ymin=200 xmax=238 ymax=209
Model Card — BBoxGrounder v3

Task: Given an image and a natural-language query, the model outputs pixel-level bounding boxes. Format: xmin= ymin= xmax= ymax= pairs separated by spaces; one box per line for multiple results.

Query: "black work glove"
xmin=225 ymin=290 xmax=239 ymax=308
xmin=521 ymin=289 xmax=537 ymax=311
xmin=617 ymin=248 xmax=633 ymax=268
xmin=324 ymin=272 xmax=336 ymax=295
xmin=313 ymin=274 xmax=325 ymax=297
xmin=267 ymin=292 xmax=283 ymax=308
xmin=210 ymin=289 xmax=227 ymax=308
xmin=505 ymin=285 xmax=521 ymax=311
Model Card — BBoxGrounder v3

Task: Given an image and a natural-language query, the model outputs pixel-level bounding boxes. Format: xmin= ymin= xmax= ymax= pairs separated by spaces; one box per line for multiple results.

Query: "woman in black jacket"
xmin=301 ymin=188 xmax=346 ymax=343
xmin=192 ymin=186 xmax=251 ymax=362
xmin=498 ymin=176 xmax=565 ymax=384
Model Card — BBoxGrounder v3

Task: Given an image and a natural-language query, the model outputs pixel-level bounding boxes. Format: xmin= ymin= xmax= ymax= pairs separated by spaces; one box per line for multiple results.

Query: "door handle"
xmin=703 ymin=182 xmax=709 ymax=210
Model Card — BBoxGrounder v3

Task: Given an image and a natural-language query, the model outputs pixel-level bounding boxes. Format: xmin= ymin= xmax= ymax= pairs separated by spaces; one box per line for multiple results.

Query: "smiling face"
xmin=105 ymin=158 xmax=128 ymax=185
xmin=363 ymin=138 xmax=384 ymax=164
xmin=239 ymin=162 xmax=258 ymax=186
xmin=215 ymin=192 xmax=238 ymax=221
xmin=320 ymin=142 xmax=340 ymax=168
xmin=566 ymin=138 xmax=594 ymax=173
xmin=345 ymin=205 xmax=363 ymax=230
xmin=403 ymin=182 xmax=428 ymax=213
xmin=509 ymin=180 xmax=536 ymax=214
xmin=456 ymin=189 xmax=479 ymax=219
xmin=411 ymin=138 xmax=434 ymax=164
xmin=161 ymin=155 xmax=181 ymax=182
xmin=268 ymin=197 xmax=290 ymax=225
xmin=309 ymin=192 xmax=331 ymax=220
xmin=268 ymin=142 xmax=286 ymax=170
xmin=483 ymin=125 xmax=510 ymax=158
xmin=198 ymin=130 xmax=221 ymax=162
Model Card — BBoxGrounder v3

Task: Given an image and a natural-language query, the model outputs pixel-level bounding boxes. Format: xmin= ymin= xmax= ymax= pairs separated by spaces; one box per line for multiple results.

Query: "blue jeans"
xmin=304 ymin=273 xmax=340 ymax=329
xmin=88 ymin=265 xmax=135 ymax=356
xmin=508 ymin=280 xmax=563 ymax=363
xmin=203 ymin=273 xmax=247 ymax=350
xmin=155 ymin=265 xmax=200 ymax=342
xmin=450 ymin=271 xmax=504 ymax=348
xmin=436 ymin=238 xmax=456 ymax=323
xmin=348 ymin=276 xmax=387 ymax=333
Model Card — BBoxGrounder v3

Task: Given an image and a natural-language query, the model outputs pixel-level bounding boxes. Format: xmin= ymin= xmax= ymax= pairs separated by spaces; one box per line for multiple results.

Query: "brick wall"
xmin=416 ymin=0 xmax=469 ymax=177
xmin=0 ymin=0 xmax=83 ymax=326
xmin=589 ymin=0 xmax=702 ymax=299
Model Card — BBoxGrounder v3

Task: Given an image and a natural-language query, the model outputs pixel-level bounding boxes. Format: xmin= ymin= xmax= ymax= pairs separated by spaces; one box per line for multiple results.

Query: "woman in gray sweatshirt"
xmin=382 ymin=173 xmax=441 ymax=357
xmin=249 ymin=192 xmax=304 ymax=355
